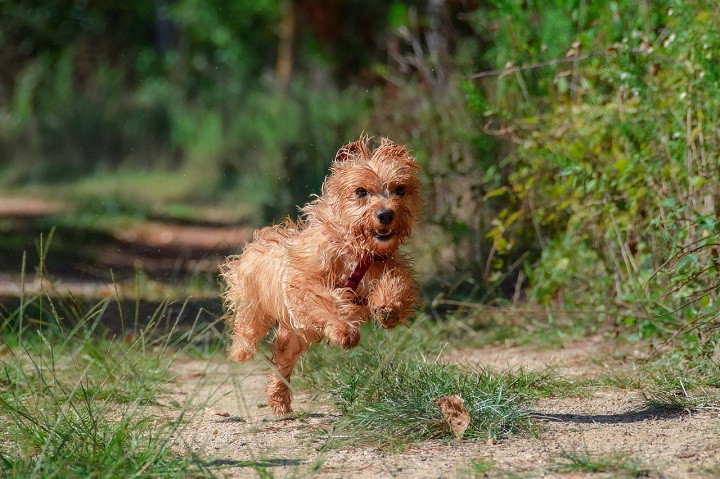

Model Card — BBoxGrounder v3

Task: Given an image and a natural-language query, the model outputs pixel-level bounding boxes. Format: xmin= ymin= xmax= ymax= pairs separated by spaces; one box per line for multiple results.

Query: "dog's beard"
xmin=348 ymin=213 xmax=409 ymax=256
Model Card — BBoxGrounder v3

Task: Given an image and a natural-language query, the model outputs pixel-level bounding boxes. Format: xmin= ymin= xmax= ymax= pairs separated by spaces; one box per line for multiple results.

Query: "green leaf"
xmin=613 ymin=157 xmax=630 ymax=173
xmin=387 ymin=1 xmax=409 ymax=29
xmin=690 ymin=176 xmax=706 ymax=188
xmin=503 ymin=210 xmax=522 ymax=228
xmin=557 ymin=77 xmax=569 ymax=93
xmin=484 ymin=187 xmax=508 ymax=199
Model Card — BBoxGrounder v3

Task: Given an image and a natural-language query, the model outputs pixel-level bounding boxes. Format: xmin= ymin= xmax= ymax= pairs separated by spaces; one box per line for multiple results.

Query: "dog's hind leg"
xmin=266 ymin=328 xmax=309 ymax=415
xmin=229 ymin=307 xmax=274 ymax=362
xmin=224 ymin=254 xmax=276 ymax=362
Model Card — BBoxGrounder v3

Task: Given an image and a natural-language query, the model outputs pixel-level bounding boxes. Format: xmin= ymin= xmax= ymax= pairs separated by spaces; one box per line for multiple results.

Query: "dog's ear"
xmin=371 ymin=137 xmax=417 ymax=165
xmin=334 ymin=136 xmax=370 ymax=163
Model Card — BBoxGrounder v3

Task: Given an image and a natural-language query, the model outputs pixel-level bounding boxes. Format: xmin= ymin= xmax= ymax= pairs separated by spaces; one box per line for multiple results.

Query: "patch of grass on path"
xmin=552 ymin=449 xmax=650 ymax=477
xmin=447 ymin=307 xmax=720 ymax=409
xmin=584 ymin=350 xmax=720 ymax=411
xmin=465 ymin=458 xmax=495 ymax=477
xmin=299 ymin=316 xmax=559 ymax=449
xmin=432 ymin=307 xmax=597 ymax=350
xmin=0 ymin=290 xmax=220 ymax=478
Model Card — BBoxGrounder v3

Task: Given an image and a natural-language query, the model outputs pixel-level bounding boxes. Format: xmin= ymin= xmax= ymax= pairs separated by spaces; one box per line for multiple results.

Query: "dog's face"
xmin=320 ymin=137 xmax=421 ymax=255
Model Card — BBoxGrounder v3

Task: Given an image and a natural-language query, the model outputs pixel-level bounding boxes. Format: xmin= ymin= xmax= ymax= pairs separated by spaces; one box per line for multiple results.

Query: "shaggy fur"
xmin=221 ymin=136 xmax=421 ymax=415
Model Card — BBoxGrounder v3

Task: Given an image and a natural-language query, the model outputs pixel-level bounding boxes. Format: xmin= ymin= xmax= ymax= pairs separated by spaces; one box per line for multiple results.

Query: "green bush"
xmin=465 ymin=1 xmax=720 ymax=348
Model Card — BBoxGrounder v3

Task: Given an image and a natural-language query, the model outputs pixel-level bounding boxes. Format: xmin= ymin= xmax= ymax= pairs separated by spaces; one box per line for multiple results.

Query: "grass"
xmin=466 ymin=458 xmax=495 ymax=477
xmin=440 ymin=306 xmax=720 ymax=413
xmin=581 ymin=349 xmax=720 ymax=412
xmin=333 ymin=360 xmax=532 ymax=445
xmin=297 ymin=315 xmax=564 ymax=450
xmin=552 ymin=449 xmax=651 ymax=477
xmin=431 ymin=306 xmax=597 ymax=351
xmin=0 ymin=283 xmax=226 ymax=478
xmin=642 ymin=381 xmax=720 ymax=413
xmin=702 ymin=464 xmax=720 ymax=477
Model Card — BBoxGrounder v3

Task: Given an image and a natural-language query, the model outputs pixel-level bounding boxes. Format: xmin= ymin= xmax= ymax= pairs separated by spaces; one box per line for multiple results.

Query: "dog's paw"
xmin=374 ymin=307 xmax=410 ymax=329
xmin=229 ymin=342 xmax=255 ymax=362
xmin=268 ymin=396 xmax=293 ymax=416
xmin=374 ymin=307 xmax=398 ymax=327
xmin=269 ymin=401 xmax=293 ymax=416
xmin=325 ymin=321 xmax=361 ymax=349
xmin=267 ymin=379 xmax=293 ymax=416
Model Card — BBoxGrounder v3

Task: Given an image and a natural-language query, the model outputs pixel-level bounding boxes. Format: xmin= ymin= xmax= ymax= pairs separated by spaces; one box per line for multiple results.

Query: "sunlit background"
xmin=1 ymin=1 xmax=718 ymax=340
xmin=2 ymin=3 xmax=720 ymax=476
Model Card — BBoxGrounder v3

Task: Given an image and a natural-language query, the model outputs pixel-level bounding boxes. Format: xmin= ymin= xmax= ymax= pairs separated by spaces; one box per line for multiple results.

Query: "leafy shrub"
xmin=465 ymin=1 xmax=720 ymax=347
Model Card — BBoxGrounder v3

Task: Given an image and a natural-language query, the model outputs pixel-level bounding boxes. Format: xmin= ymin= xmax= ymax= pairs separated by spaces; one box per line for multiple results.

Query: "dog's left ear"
xmin=334 ymin=136 xmax=370 ymax=163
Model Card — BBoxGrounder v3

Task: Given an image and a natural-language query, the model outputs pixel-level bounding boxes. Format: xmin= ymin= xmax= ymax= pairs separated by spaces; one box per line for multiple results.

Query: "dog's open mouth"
xmin=373 ymin=231 xmax=394 ymax=241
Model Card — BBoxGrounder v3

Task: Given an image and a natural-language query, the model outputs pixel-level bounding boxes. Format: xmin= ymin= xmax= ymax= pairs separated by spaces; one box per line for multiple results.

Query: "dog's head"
xmin=307 ymin=136 xmax=421 ymax=256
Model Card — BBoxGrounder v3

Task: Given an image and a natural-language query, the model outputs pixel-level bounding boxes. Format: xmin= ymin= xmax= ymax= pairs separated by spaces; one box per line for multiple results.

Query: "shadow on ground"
xmin=539 ymin=406 xmax=687 ymax=424
xmin=204 ymin=458 xmax=302 ymax=468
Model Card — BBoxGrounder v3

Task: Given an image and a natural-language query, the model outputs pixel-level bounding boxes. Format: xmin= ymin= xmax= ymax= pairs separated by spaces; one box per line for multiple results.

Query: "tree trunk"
xmin=274 ymin=0 xmax=295 ymax=94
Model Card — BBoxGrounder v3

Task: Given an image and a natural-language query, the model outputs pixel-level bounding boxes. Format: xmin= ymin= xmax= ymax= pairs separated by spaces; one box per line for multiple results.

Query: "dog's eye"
xmin=394 ymin=186 xmax=406 ymax=197
xmin=355 ymin=187 xmax=368 ymax=198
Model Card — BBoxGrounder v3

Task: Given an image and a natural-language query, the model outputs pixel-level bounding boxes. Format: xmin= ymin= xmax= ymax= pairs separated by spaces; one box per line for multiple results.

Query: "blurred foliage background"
xmin=1 ymin=0 xmax=719 ymax=357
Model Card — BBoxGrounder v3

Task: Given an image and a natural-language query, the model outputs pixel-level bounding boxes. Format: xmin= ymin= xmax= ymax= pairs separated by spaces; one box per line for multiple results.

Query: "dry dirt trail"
xmin=6 ymin=197 xmax=716 ymax=477
xmin=168 ymin=340 xmax=720 ymax=479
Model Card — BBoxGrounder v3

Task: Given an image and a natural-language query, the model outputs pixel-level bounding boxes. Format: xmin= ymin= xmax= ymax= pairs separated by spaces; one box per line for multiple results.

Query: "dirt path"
xmin=169 ymin=342 xmax=720 ymax=478
xmin=0 ymin=195 xmax=252 ymax=299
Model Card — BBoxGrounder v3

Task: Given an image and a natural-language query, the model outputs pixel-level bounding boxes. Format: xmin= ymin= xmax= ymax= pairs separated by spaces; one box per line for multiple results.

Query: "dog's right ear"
xmin=334 ymin=136 xmax=369 ymax=163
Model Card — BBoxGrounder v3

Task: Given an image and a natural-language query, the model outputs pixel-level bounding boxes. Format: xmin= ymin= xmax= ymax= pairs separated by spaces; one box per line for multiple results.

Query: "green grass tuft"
xmin=553 ymin=449 xmax=650 ymax=477
xmin=466 ymin=458 xmax=494 ymax=477
xmin=642 ymin=383 xmax=720 ymax=413
xmin=299 ymin=315 xmax=544 ymax=449
xmin=0 ymin=292 xmax=217 ymax=478
xmin=335 ymin=359 xmax=532 ymax=445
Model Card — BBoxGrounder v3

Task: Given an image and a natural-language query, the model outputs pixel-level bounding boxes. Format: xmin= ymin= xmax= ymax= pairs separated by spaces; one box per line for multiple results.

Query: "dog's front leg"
xmin=367 ymin=262 xmax=417 ymax=328
xmin=285 ymin=283 xmax=365 ymax=349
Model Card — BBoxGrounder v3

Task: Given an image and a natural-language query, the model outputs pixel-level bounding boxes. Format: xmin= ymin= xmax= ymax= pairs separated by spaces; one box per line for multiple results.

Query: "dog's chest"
xmin=328 ymin=256 xmax=358 ymax=288
xmin=328 ymin=255 xmax=384 ymax=298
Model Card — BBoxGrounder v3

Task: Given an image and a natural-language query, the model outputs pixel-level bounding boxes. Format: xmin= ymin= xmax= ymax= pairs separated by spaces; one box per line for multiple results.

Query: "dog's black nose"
xmin=376 ymin=209 xmax=394 ymax=225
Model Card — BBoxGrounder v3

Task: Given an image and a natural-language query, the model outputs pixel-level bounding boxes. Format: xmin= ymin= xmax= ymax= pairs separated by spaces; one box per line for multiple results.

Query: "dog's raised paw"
xmin=374 ymin=307 xmax=400 ymax=328
xmin=229 ymin=342 xmax=256 ymax=362
xmin=324 ymin=322 xmax=361 ymax=349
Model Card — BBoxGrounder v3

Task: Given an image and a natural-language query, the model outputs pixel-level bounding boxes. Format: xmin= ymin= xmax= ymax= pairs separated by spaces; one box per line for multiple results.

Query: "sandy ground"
xmin=0 ymin=196 xmax=67 ymax=217
xmin=168 ymin=342 xmax=720 ymax=479
xmin=0 ymin=195 xmax=252 ymax=297
xmin=4 ymin=197 xmax=718 ymax=477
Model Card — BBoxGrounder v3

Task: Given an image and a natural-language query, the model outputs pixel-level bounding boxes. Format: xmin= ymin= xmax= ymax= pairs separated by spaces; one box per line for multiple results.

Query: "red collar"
xmin=342 ymin=254 xmax=388 ymax=291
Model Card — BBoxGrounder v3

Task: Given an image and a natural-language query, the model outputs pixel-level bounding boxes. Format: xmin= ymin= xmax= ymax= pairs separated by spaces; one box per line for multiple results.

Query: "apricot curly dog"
xmin=221 ymin=136 xmax=421 ymax=415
